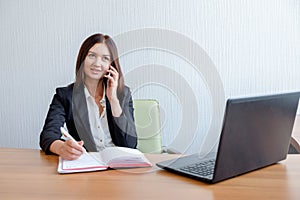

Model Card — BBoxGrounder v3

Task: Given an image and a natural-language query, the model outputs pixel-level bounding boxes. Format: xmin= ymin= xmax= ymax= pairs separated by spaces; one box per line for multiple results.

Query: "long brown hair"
xmin=75 ymin=33 xmax=124 ymax=93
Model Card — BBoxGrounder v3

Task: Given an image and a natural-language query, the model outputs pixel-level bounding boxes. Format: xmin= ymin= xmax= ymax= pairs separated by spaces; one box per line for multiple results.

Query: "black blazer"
xmin=40 ymin=83 xmax=137 ymax=154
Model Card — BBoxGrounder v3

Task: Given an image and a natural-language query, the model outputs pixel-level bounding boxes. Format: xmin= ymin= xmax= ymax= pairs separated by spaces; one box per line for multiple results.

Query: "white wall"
xmin=0 ymin=0 xmax=299 ymax=154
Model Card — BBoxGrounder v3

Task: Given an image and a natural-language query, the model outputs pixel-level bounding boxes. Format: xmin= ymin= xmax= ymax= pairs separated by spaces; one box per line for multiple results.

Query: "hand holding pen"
xmin=59 ymin=127 xmax=87 ymax=160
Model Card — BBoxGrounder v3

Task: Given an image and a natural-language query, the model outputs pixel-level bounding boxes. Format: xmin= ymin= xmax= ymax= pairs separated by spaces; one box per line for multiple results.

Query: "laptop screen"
xmin=213 ymin=92 xmax=300 ymax=182
xmin=157 ymin=92 xmax=300 ymax=183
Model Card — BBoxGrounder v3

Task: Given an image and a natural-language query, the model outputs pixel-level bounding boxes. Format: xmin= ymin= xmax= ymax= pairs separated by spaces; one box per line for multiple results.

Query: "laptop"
xmin=157 ymin=92 xmax=300 ymax=183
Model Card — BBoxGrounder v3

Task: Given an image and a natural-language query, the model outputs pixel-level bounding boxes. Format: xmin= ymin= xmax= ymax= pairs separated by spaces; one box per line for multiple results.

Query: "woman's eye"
xmin=103 ymin=57 xmax=110 ymax=61
xmin=88 ymin=54 xmax=96 ymax=58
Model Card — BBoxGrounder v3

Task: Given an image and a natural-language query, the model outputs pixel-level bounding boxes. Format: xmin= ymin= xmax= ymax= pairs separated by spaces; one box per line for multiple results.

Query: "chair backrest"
xmin=288 ymin=137 xmax=300 ymax=154
xmin=133 ymin=99 xmax=162 ymax=153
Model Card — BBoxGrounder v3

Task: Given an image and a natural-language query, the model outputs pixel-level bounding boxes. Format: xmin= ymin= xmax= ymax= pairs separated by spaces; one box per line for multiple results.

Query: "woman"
xmin=40 ymin=33 xmax=137 ymax=160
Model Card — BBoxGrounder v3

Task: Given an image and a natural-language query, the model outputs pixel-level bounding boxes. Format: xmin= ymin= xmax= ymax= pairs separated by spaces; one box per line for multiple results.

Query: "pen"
xmin=60 ymin=127 xmax=87 ymax=154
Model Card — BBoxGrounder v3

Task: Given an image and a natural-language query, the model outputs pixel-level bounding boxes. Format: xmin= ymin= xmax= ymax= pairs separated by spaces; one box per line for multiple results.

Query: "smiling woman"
xmin=83 ymin=43 xmax=112 ymax=84
xmin=39 ymin=33 xmax=137 ymax=160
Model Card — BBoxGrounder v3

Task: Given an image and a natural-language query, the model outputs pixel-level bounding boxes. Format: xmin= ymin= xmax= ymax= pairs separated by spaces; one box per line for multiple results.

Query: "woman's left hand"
xmin=104 ymin=65 xmax=122 ymax=117
xmin=104 ymin=65 xmax=119 ymax=102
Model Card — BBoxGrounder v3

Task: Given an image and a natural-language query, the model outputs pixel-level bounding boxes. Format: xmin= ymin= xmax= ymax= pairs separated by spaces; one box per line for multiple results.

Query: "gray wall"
xmin=0 ymin=0 xmax=299 ymax=154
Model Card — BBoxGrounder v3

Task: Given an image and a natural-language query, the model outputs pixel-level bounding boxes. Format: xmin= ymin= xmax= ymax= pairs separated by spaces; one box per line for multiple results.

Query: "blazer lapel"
xmin=72 ymin=84 xmax=97 ymax=152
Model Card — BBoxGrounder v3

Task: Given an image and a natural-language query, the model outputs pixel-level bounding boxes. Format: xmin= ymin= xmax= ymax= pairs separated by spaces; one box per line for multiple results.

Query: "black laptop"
xmin=157 ymin=92 xmax=300 ymax=183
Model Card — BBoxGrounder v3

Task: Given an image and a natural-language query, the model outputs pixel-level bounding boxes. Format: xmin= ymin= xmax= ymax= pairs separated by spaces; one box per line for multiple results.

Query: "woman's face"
xmin=83 ymin=43 xmax=111 ymax=83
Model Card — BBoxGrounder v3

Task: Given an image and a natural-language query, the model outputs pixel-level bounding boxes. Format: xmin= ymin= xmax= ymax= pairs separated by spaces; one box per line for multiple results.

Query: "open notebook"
xmin=58 ymin=147 xmax=152 ymax=174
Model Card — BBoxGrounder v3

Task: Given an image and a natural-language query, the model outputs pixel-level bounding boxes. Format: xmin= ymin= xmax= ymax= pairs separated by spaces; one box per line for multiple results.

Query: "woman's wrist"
xmin=110 ymin=98 xmax=122 ymax=117
xmin=49 ymin=140 xmax=64 ymax=155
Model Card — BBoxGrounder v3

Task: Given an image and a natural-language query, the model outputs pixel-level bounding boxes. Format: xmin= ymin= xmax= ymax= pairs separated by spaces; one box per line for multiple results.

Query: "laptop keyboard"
xmin=179 ymin=159 xmax=215 ymax=177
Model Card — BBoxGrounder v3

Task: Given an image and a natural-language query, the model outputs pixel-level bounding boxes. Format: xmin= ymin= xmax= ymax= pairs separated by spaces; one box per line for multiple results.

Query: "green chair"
xmin=133 ymin=99 xmax=162 ymax=153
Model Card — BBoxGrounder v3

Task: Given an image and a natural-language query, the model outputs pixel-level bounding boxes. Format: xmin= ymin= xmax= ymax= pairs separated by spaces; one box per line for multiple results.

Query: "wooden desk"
xmin=0 ymin=148 xmax=299 ymax=200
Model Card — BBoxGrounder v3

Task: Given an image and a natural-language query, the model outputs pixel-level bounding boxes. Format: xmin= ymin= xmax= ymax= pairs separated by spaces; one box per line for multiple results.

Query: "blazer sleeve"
xmin=39 ymin=88 xmax=67 ymax=154
xmin=107 ymin=86 xmax=137 ymax=148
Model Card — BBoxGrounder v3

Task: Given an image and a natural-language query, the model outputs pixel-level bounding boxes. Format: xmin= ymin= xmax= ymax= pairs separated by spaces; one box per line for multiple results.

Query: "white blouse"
xmin=84 ymin=86 xmax=115 ymax=151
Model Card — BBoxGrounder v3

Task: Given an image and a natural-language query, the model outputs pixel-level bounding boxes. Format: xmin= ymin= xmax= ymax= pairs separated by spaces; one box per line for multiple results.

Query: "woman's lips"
xmin=90 ymin=68 xmax=101 ymax=74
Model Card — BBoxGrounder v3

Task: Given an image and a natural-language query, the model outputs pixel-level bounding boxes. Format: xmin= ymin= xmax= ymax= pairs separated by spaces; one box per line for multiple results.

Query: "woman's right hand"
xmin=50 ymin=140 xmax=85 ymax=160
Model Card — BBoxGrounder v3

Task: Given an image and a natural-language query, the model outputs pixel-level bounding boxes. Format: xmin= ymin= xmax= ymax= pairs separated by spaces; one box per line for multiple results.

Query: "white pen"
xmin=60 ymin=127 xmax=87 ymax=154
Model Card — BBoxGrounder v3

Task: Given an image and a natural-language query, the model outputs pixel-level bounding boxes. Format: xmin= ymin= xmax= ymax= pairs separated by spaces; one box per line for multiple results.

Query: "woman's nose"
xmin=94 ymin=57 xmax=104 ymax=67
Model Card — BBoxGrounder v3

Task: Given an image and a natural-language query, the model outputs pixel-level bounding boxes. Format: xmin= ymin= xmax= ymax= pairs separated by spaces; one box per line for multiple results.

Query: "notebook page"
xmin=62 ymin=152 xmax=107 ymax=170
xmin=100 ymin=147 xmax=150 ymax=165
